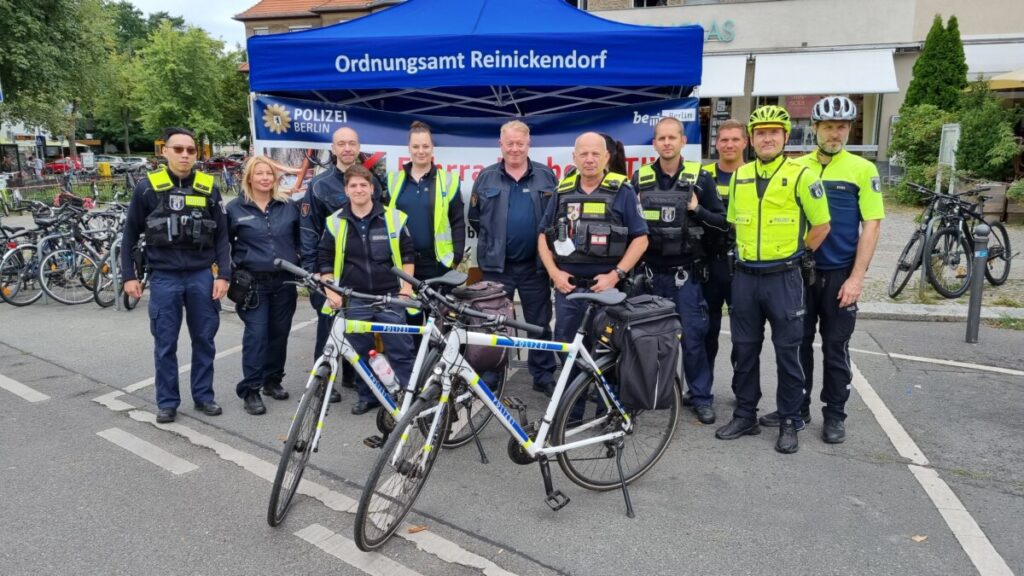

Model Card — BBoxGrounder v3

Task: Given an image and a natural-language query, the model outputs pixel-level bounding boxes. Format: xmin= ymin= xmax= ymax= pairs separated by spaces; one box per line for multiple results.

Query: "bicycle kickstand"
xmin=462 ymin=398 xmax=490 ymax=464
xmin=613 ymin=437 xmax=636 ymax=519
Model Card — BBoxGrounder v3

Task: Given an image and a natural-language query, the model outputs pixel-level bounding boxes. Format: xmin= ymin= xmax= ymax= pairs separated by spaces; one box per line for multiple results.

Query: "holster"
xmin=801 ymin=252 xmax=817 ymax=287
xmin=227 ymin=268 xmax=257 ymax=309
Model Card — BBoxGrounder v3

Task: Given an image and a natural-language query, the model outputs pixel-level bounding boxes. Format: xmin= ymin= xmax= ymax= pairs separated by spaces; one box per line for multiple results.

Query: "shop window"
xmin=634 ymin=0 xmax=668 ymax=6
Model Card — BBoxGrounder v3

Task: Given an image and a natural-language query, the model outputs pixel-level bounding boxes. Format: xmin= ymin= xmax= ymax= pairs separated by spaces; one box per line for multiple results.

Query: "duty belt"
xmin=569 ymin=276 xmax=596 ymax=289
xmin=736 ymin=259 xmax=800 ymax=276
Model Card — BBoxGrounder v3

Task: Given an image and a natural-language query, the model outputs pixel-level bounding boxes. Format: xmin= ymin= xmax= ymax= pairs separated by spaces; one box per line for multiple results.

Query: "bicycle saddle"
xmin=566 ymin=290 xmax=627 ymax=306
xmin=424 ymin=270 xmax=467 ymax=288
xmin=1 ymin=224 xmax=25 ymax=233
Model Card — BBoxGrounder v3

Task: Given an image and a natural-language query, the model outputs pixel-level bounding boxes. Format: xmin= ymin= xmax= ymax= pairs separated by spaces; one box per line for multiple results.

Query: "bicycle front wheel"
xmin=1 ymin=244 xmax=44 ymax=306
xmin=888 ymin=230 xmax=923 ymax=298
xmin=925 ymin=226 xmax=973 ymax=298
xmin=553 ymin=354 xmax=680 ymax=491
xmin=442 ymin=362 xmax=506 ymax=448
xmin=39 ymin=248 xmax=99 ymax=305
xmin=267 ymin=368 xmax=329 ymax=527
xmin=984 ymin=221 xmax=1011 ymax=286
xmin=355 ymin=385 xmax=451 ymax=551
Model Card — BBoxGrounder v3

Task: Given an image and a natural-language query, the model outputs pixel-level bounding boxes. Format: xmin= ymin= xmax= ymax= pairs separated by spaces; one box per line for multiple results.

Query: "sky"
xmin=128 ymin=0 xmax=254 ymax=49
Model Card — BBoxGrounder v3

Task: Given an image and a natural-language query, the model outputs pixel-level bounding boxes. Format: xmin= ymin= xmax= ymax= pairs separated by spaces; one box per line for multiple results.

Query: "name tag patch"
xmin=185 ymin=195 xmax=207 ymax=208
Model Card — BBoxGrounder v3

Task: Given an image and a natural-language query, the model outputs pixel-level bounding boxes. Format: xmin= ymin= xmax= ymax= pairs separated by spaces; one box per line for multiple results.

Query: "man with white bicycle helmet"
xmin=759 ymin=96 xmax=884 ymax=444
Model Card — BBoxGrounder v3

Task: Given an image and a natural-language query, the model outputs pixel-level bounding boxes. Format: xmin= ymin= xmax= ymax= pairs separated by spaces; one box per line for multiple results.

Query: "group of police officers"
xmin=123 ymin=95 xmax=883 ymax=455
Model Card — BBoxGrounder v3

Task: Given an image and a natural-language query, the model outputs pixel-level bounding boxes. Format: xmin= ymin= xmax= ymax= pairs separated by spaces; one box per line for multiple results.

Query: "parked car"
xmin=94 ymin=155 xmax=127 ymax=173
xmin=44 ymin=158 xmax=82 ymax=174
xmin=202 ymin=156 xmax=241 ymax=171
xmin=226 ymin=153 xmax=247 ymax=163
xmin=122 ymin=156 xmax=150 ymax=172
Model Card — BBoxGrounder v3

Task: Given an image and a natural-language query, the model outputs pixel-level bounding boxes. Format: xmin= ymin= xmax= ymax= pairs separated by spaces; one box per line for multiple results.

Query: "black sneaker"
xmin=156 ymin=408 xmax=176 ymax=423
xmin=195 ymin=401 xmax=223 ymax=416
xmin=822 ymin=418 xmax=846 ymax=444
xmin=715 ymin=417 xmax=760 ymax=440
xmin=758 ymin=409 xmax=810 ymax=429
xmin=681 ymin=391 xmax=693 ymax=407
xmin=243 ymin=391 xmax=266 ymax=415
xmin=329 ymin=388 xmax=342 ymax=404
xmin=775 ymin=419 xmax=799 ymax=454
xmin=532 ymin=382 xmax=555 ymax=398
xmin=262 ymin=383 xmax=289 ymax=401
xmin=693 ymin=404 xmax=716 ymax=425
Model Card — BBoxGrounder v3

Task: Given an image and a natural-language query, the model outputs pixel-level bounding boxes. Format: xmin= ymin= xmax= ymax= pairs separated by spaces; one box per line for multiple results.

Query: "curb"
xmin=858 ymin=302 xmax=1024 ymax=322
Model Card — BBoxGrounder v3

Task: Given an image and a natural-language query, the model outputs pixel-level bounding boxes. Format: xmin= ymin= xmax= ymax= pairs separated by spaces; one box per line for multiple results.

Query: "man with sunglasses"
xmin=121 ymin=127 xmax=231 ymax=424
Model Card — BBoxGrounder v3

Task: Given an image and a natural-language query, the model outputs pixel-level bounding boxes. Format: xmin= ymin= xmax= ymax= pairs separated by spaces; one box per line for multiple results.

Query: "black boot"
xmin=244 ymin=391 xmax=266 ymax=415
xmin=715 ymin=417 xmax=760 ymax=440
xmin=775 ymin=419 xmax=799 ymax=454
xmin=822 ymin=418 xmax=846 ymax=444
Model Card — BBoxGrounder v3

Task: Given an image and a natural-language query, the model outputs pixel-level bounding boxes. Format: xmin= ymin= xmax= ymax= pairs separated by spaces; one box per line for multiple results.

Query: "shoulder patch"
xmin=870 ymin=177 xmax=881 ymax=193
xmin=809 ymin=181 xmax=825 ymax=199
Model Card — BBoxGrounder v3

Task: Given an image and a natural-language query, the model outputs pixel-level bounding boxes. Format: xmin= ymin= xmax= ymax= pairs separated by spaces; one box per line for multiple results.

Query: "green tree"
xmin=0 ymin=0 xmax=112 ymax=135
xmin=957 ymin=81 xmax=1022 ymax=181
xmin=134 ymin=22 xmax=229 ymax=146
xmin=219 ymin=48 xmax=252 ymax=145
xmin=902 ymin=15 xmax=968 ymax=112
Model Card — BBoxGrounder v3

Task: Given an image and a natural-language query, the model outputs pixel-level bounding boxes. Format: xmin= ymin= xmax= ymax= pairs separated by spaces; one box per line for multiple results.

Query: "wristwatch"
xmin=614 ymin=267 xmax=628 ymax=280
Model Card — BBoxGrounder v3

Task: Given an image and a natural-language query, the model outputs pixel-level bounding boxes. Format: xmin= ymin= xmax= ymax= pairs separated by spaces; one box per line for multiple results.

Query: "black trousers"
xmin=799 ymin=267 xmax=857 ymax=421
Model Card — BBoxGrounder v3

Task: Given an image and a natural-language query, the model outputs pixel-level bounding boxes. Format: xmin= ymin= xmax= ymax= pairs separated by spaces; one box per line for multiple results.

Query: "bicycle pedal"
xmin=544 ymin=490 xmax=570 ymax=511
xmin=363 ymin=435 xmax=384 ymax=449
xmin=502 ymin=395 xmax=527 ymax=411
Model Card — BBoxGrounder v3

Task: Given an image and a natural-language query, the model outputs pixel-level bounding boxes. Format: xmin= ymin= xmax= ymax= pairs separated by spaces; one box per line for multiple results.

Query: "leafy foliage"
xmin=902 ymin=15 xmax=968 ymax=112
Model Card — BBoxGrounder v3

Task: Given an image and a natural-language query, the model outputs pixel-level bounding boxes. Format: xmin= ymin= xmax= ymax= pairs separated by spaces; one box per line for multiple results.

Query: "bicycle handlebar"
xmin=390 ymin=266 xmax=545 ymax=336
xmin=274 ymin=259 xmax=421 ymax=310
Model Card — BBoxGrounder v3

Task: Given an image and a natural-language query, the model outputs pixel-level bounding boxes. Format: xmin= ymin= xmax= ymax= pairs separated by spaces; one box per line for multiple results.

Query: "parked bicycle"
xmin=353 ymin=267 xmax=680 ymax=551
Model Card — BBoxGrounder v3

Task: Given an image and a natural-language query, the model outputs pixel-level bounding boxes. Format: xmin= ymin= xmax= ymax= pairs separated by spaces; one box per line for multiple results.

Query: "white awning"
xmin=964 ymin=42 xmax=1024 ymax=78
xmin=696 ymin=55 xmax=748 ymax=98
xmin=752 ymin=49 xmax=899 ymax=96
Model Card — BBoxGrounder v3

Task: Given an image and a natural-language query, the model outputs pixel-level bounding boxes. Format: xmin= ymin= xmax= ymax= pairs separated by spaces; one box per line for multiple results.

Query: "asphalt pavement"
xmin=2 ymin=297 xmax=1022 ymax=576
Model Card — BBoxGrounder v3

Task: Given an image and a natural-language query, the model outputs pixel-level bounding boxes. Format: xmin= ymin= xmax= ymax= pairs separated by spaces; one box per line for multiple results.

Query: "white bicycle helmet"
xmin=811 ymin=96 xmax=857 ymax=122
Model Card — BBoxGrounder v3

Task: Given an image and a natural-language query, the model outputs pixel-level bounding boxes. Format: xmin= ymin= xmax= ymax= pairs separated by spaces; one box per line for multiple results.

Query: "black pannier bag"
xmin=592 ymin=294 xmax=681 ymax=410
xmin=448 ymin=281 xmax=514 ymax=373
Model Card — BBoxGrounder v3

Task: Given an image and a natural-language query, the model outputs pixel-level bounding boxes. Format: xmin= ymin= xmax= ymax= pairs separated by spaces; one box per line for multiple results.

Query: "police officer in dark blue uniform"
xmin=469 ymin=120 xmax=559 ymax=395
xmin=538 ymin=132 xmax=649 ymax=346
xmin=121 ymin=127 xmax=231 ymax=424
xmin=317 ymin=164 xmax=417 ymax=415
xmin=701 ymin=119 xmax=747 ymax=392
xmin=632 ymin=117 xmax=728 ymax=425
xmin=227 ymin=156 xmax=300 ymax=416
xmin=299 ymin=126 xmax=385 ymax=402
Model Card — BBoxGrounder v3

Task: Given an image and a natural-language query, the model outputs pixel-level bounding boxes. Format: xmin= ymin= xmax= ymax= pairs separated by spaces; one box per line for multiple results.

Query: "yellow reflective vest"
xmin=322 ymin=208 xmax=407 ymax=314
xmin=386 ymin=170 xmax=457 ymax=268
xmin=726 ymin=156 xmax=830 ymax=262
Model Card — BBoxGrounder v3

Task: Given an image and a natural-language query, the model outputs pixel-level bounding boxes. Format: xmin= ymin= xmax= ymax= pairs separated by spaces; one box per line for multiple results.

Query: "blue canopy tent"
xmin=246 ymin=0 xmax=704 ymax=117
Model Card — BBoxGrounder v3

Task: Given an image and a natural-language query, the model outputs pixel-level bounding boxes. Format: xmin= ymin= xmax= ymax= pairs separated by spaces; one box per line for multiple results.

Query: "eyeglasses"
xmin=167 ymin=145 xmax=197 ymax=156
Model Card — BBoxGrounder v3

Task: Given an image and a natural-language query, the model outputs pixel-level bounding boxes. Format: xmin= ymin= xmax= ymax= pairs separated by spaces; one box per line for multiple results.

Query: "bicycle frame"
xmin=395 ymin=325 xmax=632 ymax=473
xmin=289 ymin=312 xmax=435 ymax=454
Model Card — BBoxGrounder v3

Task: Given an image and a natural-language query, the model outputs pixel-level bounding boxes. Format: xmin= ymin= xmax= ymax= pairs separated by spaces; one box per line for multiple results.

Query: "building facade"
xmin=592 ymin=0 xmax=1024 ymax=159
xmin=234 ymin=0 xmax=400 ymax=37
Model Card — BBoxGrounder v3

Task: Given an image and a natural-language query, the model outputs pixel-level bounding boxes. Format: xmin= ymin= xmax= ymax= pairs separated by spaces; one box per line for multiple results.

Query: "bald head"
xmin=332 ymin=126 xmax=361 ymax=169
xmin=573 ymin=131 xmax=610 ymax=182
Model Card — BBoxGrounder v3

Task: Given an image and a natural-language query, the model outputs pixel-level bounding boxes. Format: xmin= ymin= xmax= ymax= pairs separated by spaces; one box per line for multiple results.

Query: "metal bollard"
xmin=965 ymin=224 xmax=990 ymax=343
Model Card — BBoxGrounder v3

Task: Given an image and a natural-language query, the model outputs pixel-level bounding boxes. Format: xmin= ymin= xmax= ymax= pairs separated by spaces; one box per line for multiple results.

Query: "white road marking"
xmin=908 ymin=465 xmax=1014 ymax=576
xmin=0 ymin=373 xmax=50 ymax=403
xmin=295 ymin=524 xmax=424 ymax=576
xmin=122 ymin=318 xmax=318 ymax=392
xmin=851 ymin=360 xmax=1012 ymax=576
xmin=722 ymin=330 xmax=1024 ymax=378
xmin=97 ymin=427 xmax=197 ymax=475
xmin=92 ymin=390 xmax=134 ymax=411
xmin=122 ymin=409 xmax=522 ymax=576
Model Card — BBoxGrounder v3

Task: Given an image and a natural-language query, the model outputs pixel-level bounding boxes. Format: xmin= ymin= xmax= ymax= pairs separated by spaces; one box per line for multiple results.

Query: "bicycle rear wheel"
xmin=39 ymin=249 xmax=98 ymax=305
xmin=267 ymin=368 xmax=329 ymax=527
xmin=553 ymin=354 xmax=680 ymax=491
xmin=984 ymin=221 xmax=1011 ymax=286
xmin=1 ymin=244 xmax=43 ymax=306
xmin=888 ymin=230 xmax=923 ymax=298
xmin=354 ymin=384 xmax=451 ymax=551
xmin=925 ymin=226 xmax=973 ymax=298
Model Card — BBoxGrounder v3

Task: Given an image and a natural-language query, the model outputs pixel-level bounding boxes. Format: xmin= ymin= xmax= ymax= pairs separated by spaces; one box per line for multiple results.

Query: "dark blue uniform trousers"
xmin=483 ymin=261 xmax=557 ymax=388
xmin=342 ymin=303 xmax=416 ymax=406
xmin=148 ymin=269 xmax=219 ymax=410
xmin=236 ymin=276 xmax=297 ymax=397
xmin=729 ymin=267 xmax=807 ymax=426
xmin=799 ymin=267 xmax=857 ymax=421
xmin=703 ymin=255 xmax=734 ymax=389
xmin=650 ymin=271 xmax=713 ymax=407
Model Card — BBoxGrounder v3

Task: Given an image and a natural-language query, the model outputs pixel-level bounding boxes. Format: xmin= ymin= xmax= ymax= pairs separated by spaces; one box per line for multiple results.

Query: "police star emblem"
xmin=169 ymin=194 xmax=185 ymax=211
xmin=661 ymin=206 xmax=676 ymax=222
xmin=262 ymin=104 xmax=292 ymax=135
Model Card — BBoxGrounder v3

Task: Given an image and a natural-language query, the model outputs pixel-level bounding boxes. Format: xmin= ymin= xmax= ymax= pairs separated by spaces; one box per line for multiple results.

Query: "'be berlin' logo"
xmin=263 ymin=104 xmax=291 ymax=135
